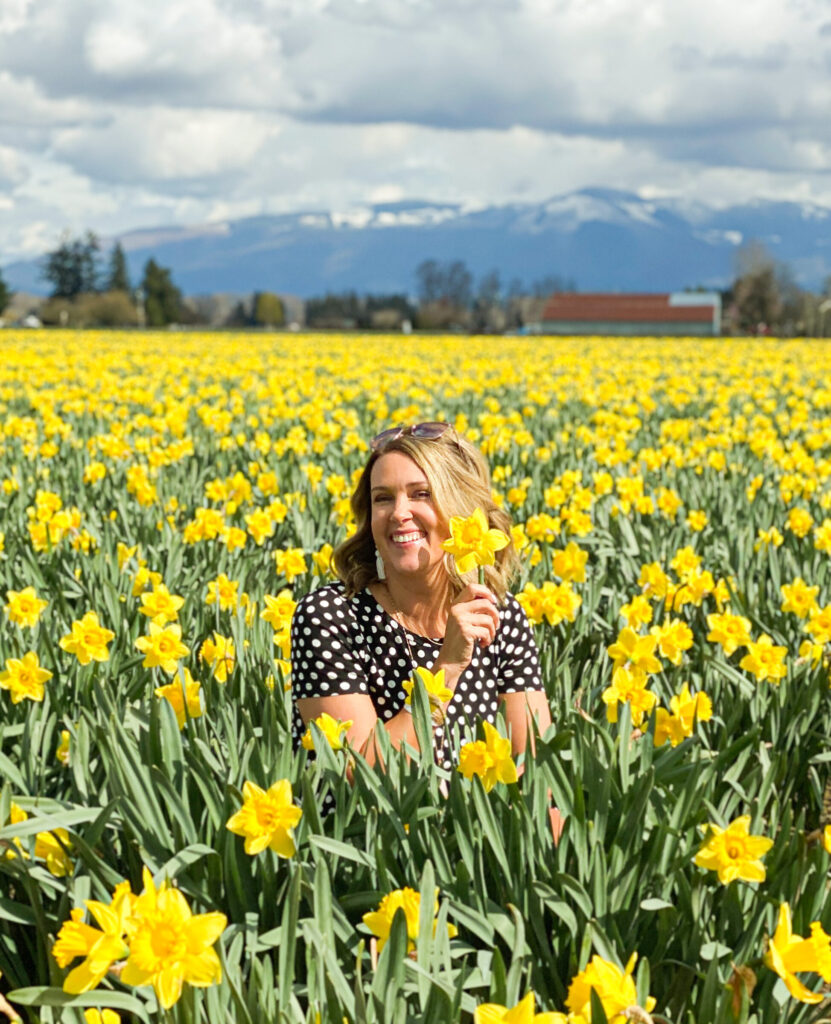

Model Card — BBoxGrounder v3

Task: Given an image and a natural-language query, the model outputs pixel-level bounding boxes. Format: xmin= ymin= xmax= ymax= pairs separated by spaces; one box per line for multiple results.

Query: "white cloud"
xmin=0 ymin=0 xmax=33 ymax=33
xmin=52 ymin=108 xmax=279 ymax=183
xmin=1 ymin=0 xmax=831 ymax=266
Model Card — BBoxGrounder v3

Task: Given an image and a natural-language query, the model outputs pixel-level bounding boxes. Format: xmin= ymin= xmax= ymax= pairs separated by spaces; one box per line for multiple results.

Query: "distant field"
xmin=1 ymin=331 xmax=830 ymax=1023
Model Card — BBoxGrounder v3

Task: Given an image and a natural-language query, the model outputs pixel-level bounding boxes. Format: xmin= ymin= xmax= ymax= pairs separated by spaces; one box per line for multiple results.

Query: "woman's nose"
xmin=390 ymin=494 xmax=413 ymax=521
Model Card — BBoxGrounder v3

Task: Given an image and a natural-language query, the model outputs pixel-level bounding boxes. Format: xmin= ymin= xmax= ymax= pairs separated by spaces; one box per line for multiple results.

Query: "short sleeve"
xmin=495 ymin=594 xmax=544 ymax=694
xmin=290 ymin=585 xmax=370 ymax=698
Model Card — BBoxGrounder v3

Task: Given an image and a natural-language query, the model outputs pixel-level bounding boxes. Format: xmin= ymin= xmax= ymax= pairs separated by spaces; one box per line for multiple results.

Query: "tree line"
xmin=0 ymin=234 xmax=830 ymax=334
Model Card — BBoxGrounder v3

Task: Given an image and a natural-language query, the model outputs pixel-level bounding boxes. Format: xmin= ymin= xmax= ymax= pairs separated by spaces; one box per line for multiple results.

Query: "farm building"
xmin=533 ymin=291 xmax=722 ymax=336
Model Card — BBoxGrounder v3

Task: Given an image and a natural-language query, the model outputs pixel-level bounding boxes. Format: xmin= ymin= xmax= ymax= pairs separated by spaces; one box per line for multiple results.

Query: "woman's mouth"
xmin=391 ymin=530 xmax=425 ymax=546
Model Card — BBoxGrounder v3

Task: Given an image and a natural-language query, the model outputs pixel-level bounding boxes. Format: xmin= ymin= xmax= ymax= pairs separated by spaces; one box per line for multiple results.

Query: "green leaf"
xmin=7 ymin=987 xmax=151 ymax=1021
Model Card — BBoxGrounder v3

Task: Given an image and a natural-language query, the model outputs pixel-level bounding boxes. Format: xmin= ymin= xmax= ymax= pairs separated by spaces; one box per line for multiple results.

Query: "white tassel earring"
xmin=375 ymin=549 xmax=386 ymax=580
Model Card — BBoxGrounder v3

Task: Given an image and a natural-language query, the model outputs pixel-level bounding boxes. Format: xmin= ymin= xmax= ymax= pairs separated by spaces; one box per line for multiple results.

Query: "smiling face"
xmin=369 ymin=451 xmax=449 ymax=582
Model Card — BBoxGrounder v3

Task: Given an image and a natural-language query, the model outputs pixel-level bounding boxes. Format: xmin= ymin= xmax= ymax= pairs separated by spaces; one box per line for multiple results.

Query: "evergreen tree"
xmin=0 ymin=267 xmax=10 ymax=315
xmin=141 ymin=259 xmax=182 ymax=327
xmin=42 ymin=231 xmax=101 ymax=298
xmin=106 ymin=242 xmax=131 ymax=293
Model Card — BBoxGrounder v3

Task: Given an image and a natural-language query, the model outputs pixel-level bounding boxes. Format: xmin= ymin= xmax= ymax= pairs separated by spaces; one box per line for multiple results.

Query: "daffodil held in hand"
xmin=442 ymin=507 xmax=510 ymax=577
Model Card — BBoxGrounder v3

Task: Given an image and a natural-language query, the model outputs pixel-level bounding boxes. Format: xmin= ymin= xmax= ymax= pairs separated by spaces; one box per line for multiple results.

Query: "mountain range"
xmin=6 ymin=188 xmax=830 ymax=298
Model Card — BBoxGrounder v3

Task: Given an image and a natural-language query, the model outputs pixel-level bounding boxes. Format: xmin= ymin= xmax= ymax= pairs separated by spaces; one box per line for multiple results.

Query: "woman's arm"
xmin=295 ymin=694 xmax=420 ymax=766
xmin=498 ymin=689 xmax=552 ymax=759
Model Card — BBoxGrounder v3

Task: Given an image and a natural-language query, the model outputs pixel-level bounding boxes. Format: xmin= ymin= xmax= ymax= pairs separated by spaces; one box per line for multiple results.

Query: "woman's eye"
xmin=414 ymin=490 xmax=432 ymax=499
xmin=372 ymin=494 xmax=391 ymax=503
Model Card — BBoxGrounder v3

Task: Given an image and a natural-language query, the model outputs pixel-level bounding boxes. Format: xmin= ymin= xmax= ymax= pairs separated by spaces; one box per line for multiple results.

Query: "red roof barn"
xmin=535 ymin=292 xmax=721 ymax=336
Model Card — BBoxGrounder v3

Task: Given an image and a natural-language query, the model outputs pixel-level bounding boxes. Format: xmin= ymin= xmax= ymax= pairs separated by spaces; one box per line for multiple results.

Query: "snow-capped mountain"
xmin=6 ymin=188 xmax=830 ymax=297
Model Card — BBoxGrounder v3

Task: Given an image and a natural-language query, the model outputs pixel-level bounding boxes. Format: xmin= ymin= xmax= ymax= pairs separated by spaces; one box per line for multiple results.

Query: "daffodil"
xmin=566 ymin=953 xmax=655 ymax=1024
xmin=619 ymin=595 xmax=653 ymax=629
xmin=654 ymin=684 xmax=712 ymax=747
xmin=458 ymin=721 xmax=518 ymax=792
xmin=121 ymin=868 xmax=227 ymax=1010
xmin=474 ymin=991 xmax=566 ymax=1023
xmin=551 ymin=541 xmax=588 ymax=583
xmin=780 ymin=578 xmax=819 ymax=618
xmin=56 ymin=729 xmax=71 ymax=765
xmin=694 ymin=815 xmax=773 ymax=884
xmin=205 ymin=573 xmax=239 ymax=611
xmin=59 ymin=611 xmax=115 ymax=665
xmin=226 ymin=779 xmax=302 ymax=857
xmin=706 ymin=612 xmax=752 ymax=655
xmin=4 ymin=586 xmax=48 ymax=628
xmin=35 ymin=828 xmax=73 ymax=877
xmin=84 ymin=1011 xmax=121 ymax=1024
xmin=739 ymin=634 xmax=787 ymax=684
xmin=312 ymin=542 xmax=334 ymax=575
xmin=53 ymin=881 xmax=133 ymax=993
xmin=362 ymin=886 xmax=456 ymax=954
xmin=301 ymin=712 xmax=353 ymax=751
xmin=650 ymin=618 xmax=694 ymax=665
xmin=139 ymin=584 xmax=185 ymax=625
xmin=135 ymin=622 xmax=190 ymax=674
xmin=0 ymin=652 xmax=52 ymax=703
xmin=260 ymin=590 xmax=297 ymax=631
xmin=602 ymin=665 xmax=658 ymax=727
xmin=244 ymin=507 xmax=276 ymax=545
xmin=155 ymin=670 xmax=202 ymax=729
xmin=442 ymin=507 xmax=510 ymax=575
xmin=402 ymin=666 xmax=453 ymax=707
xmin=199 ymin=632 xmax=235 ymax=682
xmin=274 ymin=547 xmax=308 ymax=583
xmin=606 ymin=627 xmax=662 ymax=675
xmin=805 ymin=605 xmax=831 ymax=645
xmin=764 ymin=902 xmax=831 ymax=1003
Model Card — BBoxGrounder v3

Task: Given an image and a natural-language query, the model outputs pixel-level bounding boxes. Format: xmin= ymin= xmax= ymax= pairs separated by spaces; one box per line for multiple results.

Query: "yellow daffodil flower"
xmin=135 ymin=622 xmax=190 ymax=675
xmin=566 ymin=953 xmax=655 ymax=1024
xmin=301 ymin=712 xmax=353 ymax=751
xmin=4 ymin=586 xmax=48 ymax=628
xmin=694 ymin=816 xmax=773 ymax=884
xmin=0 ymin=652 xmax=52 ymax=703
xmin=362 ymin=886 xmax=456 ymax=954
xmin=764 ymin=902 xmax=831 ymax=1003
xmin=474 ymin=991 xmax=566 ymax=1023
xmin=458 ymin=720 xmax=517 ymax=792
xmin=59 ymin=611 xmax=115 ymax=666
xmin=154 ymin=670 xmax=203 ymax=728
xmin=121 ymin=868 xmax=227 ymax=1010
xmin=226 ymin=779 xmax=302 ymax=857
xmin=442 ymin=507 xmax=510 ymax=575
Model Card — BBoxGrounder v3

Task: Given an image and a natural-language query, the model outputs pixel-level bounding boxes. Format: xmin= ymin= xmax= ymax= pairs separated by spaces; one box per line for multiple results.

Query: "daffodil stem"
xmin=478 ymin=566 xmax=485 ymax=585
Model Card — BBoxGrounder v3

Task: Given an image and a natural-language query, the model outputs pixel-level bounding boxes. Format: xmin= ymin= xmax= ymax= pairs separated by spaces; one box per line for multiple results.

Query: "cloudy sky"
xmin=1 ymin=0 xmax=829 ymax=265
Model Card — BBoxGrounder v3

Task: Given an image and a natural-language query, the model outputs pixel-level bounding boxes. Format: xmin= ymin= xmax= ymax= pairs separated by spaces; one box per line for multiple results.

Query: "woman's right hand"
xmin=437 ymin=583 xmax=500 ymax=685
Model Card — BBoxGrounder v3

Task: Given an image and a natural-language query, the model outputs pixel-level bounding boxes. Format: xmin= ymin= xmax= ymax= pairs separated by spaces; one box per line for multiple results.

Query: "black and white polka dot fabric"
xmin=290 ymin=580 xmax=543 ymax=766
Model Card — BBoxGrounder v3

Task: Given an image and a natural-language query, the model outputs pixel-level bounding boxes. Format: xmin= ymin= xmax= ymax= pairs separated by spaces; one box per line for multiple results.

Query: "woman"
xmin=291 ymin=422 xmax=551 ymax=768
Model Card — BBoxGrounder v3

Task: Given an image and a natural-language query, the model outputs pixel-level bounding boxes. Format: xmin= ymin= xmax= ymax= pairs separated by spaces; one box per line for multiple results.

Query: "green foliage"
xmin=0 ymin=332 xmax=830 ymax=1022
xmin=253 ymin=292 xmax=285 ymax=328
xmin=41 ymin=232 xmax=101 ymax=299
xmin=106 ymin=242 xmax=131 ymax=294
xmin=39 ymin=291 xmax=138 ymax=328
xmin=0 ymin=267 xmax=10 ymax=316
xmin=141 ymin=258 xmax=183 ymax=326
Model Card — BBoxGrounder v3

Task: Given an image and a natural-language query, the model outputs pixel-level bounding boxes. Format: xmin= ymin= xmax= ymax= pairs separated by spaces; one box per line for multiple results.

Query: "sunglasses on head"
xmin=370 ymin=422 xmax=454 ymax=452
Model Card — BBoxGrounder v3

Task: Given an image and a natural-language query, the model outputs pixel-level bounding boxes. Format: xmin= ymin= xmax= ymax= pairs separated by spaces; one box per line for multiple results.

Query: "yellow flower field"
xmin=1 ymin=330 xmax=831 ymax=1022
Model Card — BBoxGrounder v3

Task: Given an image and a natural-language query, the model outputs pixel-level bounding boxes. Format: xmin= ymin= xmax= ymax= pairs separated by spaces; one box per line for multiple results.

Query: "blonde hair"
xmin=333 ymin=430 xmax=519 ymax=601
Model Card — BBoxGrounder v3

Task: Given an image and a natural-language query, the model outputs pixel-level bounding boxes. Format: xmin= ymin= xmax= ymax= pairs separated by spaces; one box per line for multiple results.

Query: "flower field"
xmin=1 ymin=329 xmax=830 ymax=1023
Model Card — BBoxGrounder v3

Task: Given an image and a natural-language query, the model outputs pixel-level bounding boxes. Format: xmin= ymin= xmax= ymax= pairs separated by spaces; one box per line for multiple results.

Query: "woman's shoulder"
xmin=294 ymin=580 xmax=350 ymax=617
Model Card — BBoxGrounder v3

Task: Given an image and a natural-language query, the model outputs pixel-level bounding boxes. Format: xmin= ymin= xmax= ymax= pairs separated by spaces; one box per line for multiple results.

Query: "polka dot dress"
xmin=290 ymin=580 xmax=543 ymax=767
